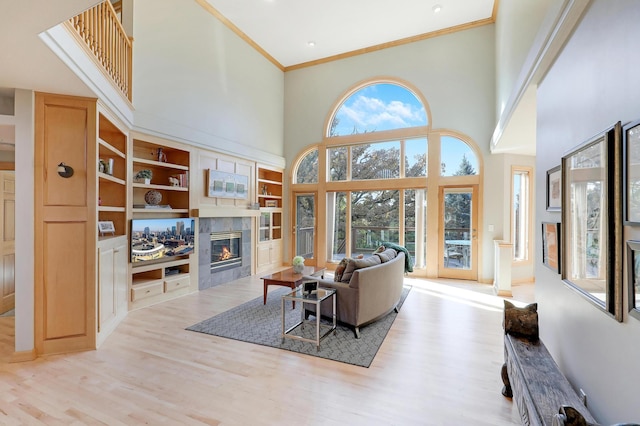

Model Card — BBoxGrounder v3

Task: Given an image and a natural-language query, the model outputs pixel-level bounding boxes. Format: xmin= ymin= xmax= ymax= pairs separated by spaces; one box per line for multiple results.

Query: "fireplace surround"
xmin=199 ymin=217 xmax=252 ymax=290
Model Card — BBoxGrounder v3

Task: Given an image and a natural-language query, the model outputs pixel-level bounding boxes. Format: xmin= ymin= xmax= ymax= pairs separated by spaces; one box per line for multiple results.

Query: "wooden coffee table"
xmin=261 ymin=265 xmax=325 ymax=306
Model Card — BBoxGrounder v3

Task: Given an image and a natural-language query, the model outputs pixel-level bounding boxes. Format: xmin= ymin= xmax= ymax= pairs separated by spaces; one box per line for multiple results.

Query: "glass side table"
xmin=281 ymin=285 xmax=336 ymax=350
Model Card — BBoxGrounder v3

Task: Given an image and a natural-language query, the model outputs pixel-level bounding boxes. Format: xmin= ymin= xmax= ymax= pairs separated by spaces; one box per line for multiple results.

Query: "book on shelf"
xmin=171 ymin=172 xmax=189 ymax=188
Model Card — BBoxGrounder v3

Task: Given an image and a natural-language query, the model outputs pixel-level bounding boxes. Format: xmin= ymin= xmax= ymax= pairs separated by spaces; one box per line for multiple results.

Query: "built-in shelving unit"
xmin=257 ymin=166 xmax=283 ymax=208
xmin=96 ymin=111 xmax=129 ymax=347
xmin=256 ymin=165 xmax=283 ymax=273
xmin=131 ymin=138 xmax=190 ymax=215
xmin=129 ymin=137 xmax=194 ymax=309
xmin=98 ymin=113 xmax=127 ymax=237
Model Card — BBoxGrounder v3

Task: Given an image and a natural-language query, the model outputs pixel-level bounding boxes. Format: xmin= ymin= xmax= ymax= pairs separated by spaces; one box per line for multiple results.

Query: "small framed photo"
xmin=265 ymin=200 xmax=278 ymax=208
xmin=303 ymin=281 xmax=318 ymax=295
xmin=541 ymin=222 xmax=561 ymax=273
xmin=626 ymin=241 xmax=640 ymax=320
xmin=546 ymin=165 xmax=562 ymax=212
xmin=98 ymin=220 xmax=116 ymax=235
xmin=623 ymin=119 xmax=640 ymax=225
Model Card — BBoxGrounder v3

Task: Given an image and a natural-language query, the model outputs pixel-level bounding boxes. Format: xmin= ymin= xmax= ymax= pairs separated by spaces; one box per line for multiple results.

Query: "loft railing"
xmin=67 ymin=1 xmax=132 ymax=101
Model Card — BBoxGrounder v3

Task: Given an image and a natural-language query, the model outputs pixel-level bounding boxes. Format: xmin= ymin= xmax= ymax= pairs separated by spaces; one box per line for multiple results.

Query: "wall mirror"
xmin=561 ymin=123 xmax=623 ymax=321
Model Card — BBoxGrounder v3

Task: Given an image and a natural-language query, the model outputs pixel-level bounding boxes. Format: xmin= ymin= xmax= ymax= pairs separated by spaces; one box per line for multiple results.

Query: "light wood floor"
xmin=0 ymin=276 xmax=534 ymax=425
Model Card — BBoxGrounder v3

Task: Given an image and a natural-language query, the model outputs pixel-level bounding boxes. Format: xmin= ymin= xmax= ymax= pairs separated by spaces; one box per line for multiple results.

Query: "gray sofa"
xmin=304 ymin=250 xmax=405 ymax=338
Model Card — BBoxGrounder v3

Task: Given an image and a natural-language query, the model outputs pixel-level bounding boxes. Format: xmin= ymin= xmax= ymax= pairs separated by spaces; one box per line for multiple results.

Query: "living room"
xmin=1 ymin=0 xmax=640 ymax=423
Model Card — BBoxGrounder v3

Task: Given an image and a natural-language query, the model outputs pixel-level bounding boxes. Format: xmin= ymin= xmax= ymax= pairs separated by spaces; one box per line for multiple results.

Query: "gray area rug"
xmin=187 ymin=286 xmax=411 ymax=368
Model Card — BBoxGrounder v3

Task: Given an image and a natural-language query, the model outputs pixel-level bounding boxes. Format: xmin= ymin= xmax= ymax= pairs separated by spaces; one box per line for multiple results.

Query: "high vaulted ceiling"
xmin=202 ymin=0 xmax=497 ymax=69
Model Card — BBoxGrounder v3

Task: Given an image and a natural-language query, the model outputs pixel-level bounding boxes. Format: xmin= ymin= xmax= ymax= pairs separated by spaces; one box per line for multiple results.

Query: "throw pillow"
xmin=375 ymin=248 xmax=398 ymax=263
xmin=341 ymin=255 xmax=382 ymax=282
xmin=333 ymin=258 xmax=349 ymax=282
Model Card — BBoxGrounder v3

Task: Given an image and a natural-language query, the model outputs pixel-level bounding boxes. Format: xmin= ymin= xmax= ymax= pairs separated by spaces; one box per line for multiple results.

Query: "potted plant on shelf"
xmin=135 ymin=169 xmax=152 ymax=184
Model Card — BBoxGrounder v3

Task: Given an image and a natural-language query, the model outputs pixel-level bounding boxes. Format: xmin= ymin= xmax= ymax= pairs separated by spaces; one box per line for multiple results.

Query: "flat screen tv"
xmin=131 ymin=218 xmax=195 ymax=264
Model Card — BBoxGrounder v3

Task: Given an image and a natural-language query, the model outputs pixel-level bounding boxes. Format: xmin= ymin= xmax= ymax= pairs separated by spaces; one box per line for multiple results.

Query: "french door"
xmin=293 ymin=193 xmax=317 ymax=265
xmin=438 ymin=185 xmax=478 ymax=280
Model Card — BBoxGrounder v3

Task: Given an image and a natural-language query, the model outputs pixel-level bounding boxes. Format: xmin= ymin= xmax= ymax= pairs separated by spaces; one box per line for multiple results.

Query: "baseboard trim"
xmin=10 ymin=349 xmax=37 ymax=363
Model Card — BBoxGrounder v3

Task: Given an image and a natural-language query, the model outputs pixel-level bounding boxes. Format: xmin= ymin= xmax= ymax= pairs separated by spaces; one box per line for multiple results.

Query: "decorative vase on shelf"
xmin=292 ymin=256 xmax=305 ymax=274
xmin=144 ymin=189 xmax=162 ymax=205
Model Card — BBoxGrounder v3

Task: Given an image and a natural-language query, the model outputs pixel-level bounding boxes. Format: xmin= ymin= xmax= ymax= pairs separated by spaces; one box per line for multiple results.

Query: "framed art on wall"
xmin=546 ymin=165 xmax=562 ymax=212
xmin=561 ymin=122 xmax=623 ymax=321
xmin=623 ymin=119 xmax=640 ymax=225
xmin=626 ymin=240 xmax=640 ymax=320
xmin=206 ymin=170 xmax=249 ymax=200
xmin=542 ymin=222 xmax=561 ymax=273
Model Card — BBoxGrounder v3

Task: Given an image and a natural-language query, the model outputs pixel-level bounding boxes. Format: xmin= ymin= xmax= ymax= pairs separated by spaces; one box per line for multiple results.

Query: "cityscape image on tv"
xmin=131 ymin=218 xmax=195 ymax=263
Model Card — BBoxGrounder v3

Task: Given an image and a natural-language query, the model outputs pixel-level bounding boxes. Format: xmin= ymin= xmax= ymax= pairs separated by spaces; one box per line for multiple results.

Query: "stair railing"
xmin=67 ymin=1 xmax=133 ymax=102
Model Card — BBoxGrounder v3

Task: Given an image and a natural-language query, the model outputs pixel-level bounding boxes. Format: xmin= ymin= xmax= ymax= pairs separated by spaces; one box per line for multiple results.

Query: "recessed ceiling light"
xmin=307 ymin=41 xmax=316 ymax=47
xmin=432 ymin=4 xmax=442 ymax=13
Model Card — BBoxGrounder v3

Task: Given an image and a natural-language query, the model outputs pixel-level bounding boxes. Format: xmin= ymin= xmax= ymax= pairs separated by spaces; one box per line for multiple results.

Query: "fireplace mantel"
xmin=194 ymin=207 xmax=261 ymax=218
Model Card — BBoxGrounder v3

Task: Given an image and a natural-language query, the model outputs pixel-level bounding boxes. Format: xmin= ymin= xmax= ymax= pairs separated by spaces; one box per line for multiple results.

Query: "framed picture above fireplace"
xmin=207 ymin=170 xmax=249 ymax=200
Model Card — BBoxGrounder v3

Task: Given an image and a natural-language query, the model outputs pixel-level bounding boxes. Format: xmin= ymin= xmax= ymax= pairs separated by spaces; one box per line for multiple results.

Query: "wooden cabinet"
xmin=130 ymin=259 xmax=191 ymax=309
xmin=257 ymin=239 xmax=282 ymax=272
xmin=97 ymin=235 xmax=128 ymax=347
xmin=259 ymin=209 xmax=282 ymax=242
xmin=34 ymin=93 xmax=98 ymax=355
xmin=256 ymin=165 xmax=283 ymax=273
xmin=129 ymin=136 xmax=195 ymax=309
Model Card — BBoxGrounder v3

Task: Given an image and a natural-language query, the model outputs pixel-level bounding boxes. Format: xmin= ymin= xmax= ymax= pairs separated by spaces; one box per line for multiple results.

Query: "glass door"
xmin=438 ymin=186 xmax=478 ymax=280
xmin=294 ymin=193 xmax=317 ymax=265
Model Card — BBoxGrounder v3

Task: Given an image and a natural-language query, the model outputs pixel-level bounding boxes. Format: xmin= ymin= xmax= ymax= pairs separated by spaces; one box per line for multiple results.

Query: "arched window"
xmin=440 ymin=136 xmax=479 ymax=176
xmin=328 ymin=82 xmax=428 ymax=137
xmin=291 ymin=78 xmax=482 ymax=279
xmin=295 ymin=148 xmax=318 ymax=184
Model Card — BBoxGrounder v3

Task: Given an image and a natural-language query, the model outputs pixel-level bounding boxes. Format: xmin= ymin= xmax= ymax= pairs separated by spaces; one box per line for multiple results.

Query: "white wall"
xmin=537 ymin=1 xmax=640 ymax=422
xmin=14 ymin=89 xmax=35 ymax=353
xmin=284 ymin=25 xmax=499 ymax=281
xmin=494 ymin=0 xmax=551 ymax=118
xmin=131 ymin=0 xmax=285 ymax=167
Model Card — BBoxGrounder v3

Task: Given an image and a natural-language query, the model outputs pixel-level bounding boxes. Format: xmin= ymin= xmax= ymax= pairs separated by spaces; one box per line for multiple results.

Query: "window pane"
xmin=328 ymin=192 xmax=347 ymax=262
xmin=329 ymin=146 xmax=348 ymax=181
xmin=352 ymin=141 xmax=400 ymax=180
xmin=441 ymin=136 xmax=478 ymax=176
xmin=405 ymin=138 xmax=427 ymax=177
xmin=513 ymin=170 xmax=530 ymax=261
xmin=329 ymin=83 xmax=428 ymax=137
xmin=352 ymin=190 xmax=399 ymax=255
xmin=443 ymin=190 xmax=472 ymax=270
xmin=296 ymin=149 xmax=318 ymax=184
xmin=405 ymin=189 xmax=426 ymax=268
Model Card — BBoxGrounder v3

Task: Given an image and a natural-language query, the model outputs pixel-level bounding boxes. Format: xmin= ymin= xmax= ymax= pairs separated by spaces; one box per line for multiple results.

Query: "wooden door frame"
xmin=292 ymin=192 xmax=318 ymax=266
xmin=438 ymin=185 xmax=479 ymax=280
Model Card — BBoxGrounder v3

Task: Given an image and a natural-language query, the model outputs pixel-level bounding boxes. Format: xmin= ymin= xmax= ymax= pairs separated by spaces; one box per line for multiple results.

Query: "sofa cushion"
xmin=375 ymin=248 xmax=397 ymax=263
xmin=334 ymin=258 xmax=349 ymax=282
xmin=341 ymin=255 xmax=382 ymax=282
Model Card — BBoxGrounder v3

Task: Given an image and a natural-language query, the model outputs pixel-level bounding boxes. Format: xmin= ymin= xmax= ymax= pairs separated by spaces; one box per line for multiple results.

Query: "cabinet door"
xmin=270 ymin=239 xmax=282 ymax=265
xmin=257 ymin=244 xmax=272 ymax=269
xmin=114 ymin=242 xmax=128 ymax=315
xmin=98 ymin=239 xmax=127 ymax=334
xmin=98 ymin=245 xmax=117 ymax=329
